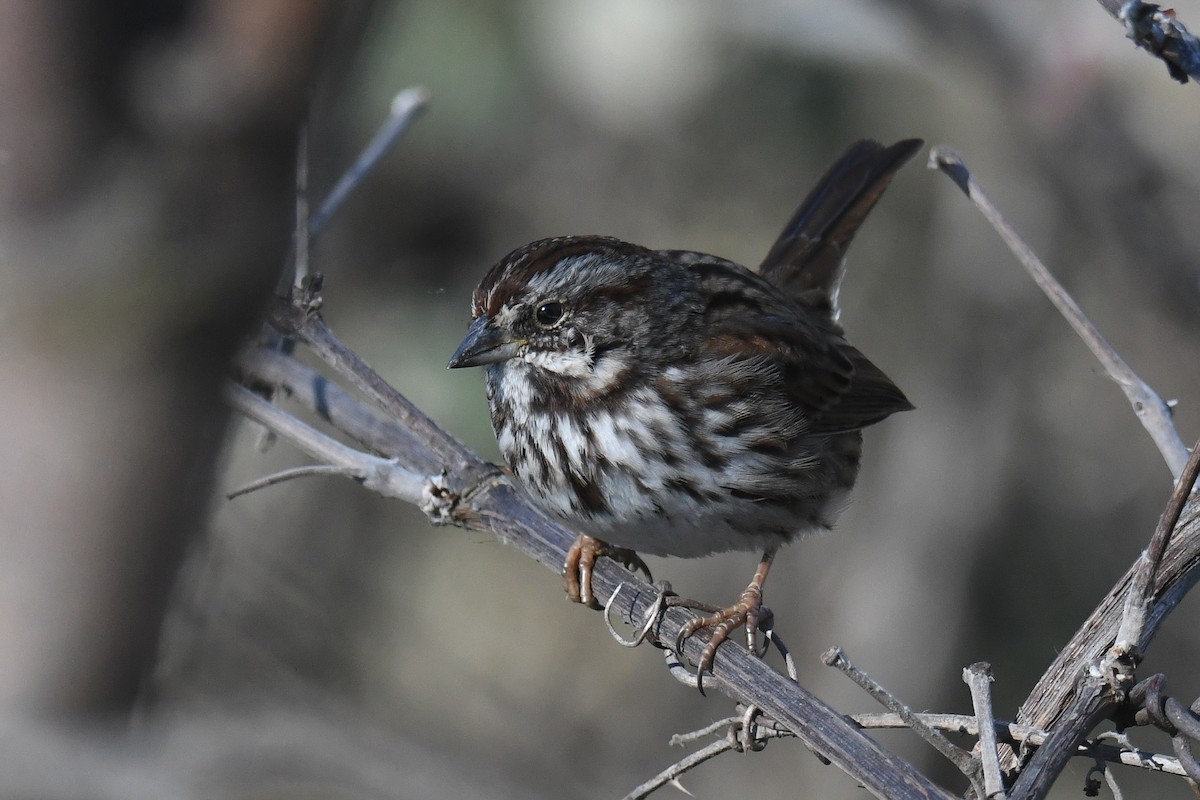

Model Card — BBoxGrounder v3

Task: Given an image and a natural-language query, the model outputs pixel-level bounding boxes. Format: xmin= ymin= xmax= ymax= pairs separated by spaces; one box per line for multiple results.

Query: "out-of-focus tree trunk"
xmin=0 ymin=0 xmax=342 ymax=717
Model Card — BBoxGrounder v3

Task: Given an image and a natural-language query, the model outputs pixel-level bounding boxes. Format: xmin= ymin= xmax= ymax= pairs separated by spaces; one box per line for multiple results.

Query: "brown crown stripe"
xmin=478 ymin=236 xmax=654 ymax=317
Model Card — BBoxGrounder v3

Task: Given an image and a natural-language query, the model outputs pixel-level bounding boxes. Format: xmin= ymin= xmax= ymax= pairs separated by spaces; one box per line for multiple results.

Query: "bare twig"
xmin=670 ymin=717 xmax=746 ymax=747
xmin=294 ymin=123 xmax=311 ymax=290
xmin=627 ymin=715 xmax=795 ymax=800
xmin=308 ymin=87 xmax=429 ymax=239
xmin=851 ymin=712 xmax=1032 ymax=740
xmin=925 ymin=137 xmax=1200 ymax=770
xmin=1104 ymin=765 xmax=1126 ymax=800
xmin=619 ymin=736 xmax=730 ymax=800
xmin=823 ymin=647 xmax=985 ymax=796
xmin=226 ymin=463 xmax=365 ymax=499
xmin=224 ymin=382 xmax=426 ymax=504
xmin=927 ymin=146 xmax=1189 ymax=480
xmin=849 ymin=713 xmax=1189 ymax=776
xmin=964 ymin=663 xmax=1007 ymax=799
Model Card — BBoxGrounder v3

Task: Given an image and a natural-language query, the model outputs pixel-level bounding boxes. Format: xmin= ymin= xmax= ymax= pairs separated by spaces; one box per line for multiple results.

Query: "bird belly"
xmin=495 ymin=399 xmax=855 ymax=558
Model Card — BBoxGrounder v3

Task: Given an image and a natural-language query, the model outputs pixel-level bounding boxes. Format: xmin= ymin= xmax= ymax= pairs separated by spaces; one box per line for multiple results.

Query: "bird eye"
xmin=534 ymin=301 xmax=565 ymax=328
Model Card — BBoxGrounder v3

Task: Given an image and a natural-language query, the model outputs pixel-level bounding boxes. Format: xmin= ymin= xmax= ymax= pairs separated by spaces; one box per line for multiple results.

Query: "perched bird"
xmin=449 ymin=138 xmax=920 ymax=675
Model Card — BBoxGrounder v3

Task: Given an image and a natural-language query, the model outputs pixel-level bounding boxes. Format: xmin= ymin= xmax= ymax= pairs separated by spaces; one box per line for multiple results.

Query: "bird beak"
xmin=448 ymin=316 xmax=523 ymax=368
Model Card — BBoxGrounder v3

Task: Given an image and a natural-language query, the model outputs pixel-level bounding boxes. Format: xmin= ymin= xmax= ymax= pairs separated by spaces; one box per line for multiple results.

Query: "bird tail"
xmin=758 ymin=138 xmax=922 ymax=315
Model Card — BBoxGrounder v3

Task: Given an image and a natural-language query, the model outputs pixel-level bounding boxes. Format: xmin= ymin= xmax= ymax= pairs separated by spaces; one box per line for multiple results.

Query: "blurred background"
xmin=3 ymin=1 xmax=1200 ymax=798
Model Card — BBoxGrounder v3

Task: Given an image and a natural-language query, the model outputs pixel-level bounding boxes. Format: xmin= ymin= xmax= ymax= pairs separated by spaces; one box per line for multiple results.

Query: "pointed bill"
xmin=448 ymin=315 xmax=523 ymax=368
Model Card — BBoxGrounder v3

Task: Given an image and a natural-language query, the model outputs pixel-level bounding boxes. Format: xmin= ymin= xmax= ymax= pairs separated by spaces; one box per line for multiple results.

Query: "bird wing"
xmin=682 ymin=254 xmax=910 ymax=434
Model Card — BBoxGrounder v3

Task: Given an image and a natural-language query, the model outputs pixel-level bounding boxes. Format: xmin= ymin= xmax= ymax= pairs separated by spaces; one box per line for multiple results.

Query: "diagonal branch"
xmin=1109 ymin=440 xmax=1200 ymax=671
xmin=231 ymin=312 xmax=954 ymax=800
xmin=927 ymin=146 xmax=1189 ymax=481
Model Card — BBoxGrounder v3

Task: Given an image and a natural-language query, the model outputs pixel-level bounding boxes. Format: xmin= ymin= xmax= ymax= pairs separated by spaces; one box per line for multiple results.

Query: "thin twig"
xmin=224 ymin=382 xmax=426 ymax=504
xmin=823 ymin=647 xmax=985 ymax=796
xmin=625 ymin=720 xmax=795 ymax=800
xmin=851 ymin=712 xmax=1032 ymax=740
xmin=927 ymin=146 xmax=1189 ymax=480
xmin=964 ymin=663 xmax=1007 ymax=798
xmin=620 ymin=737 xmax=731 ymax=800
xmin=1105 ymin=763 xmax=1126 ymax=800
xmin=308 ymin=87 xmax=429 ymax=239
xmin=848 ymin=713 xmax=1189 ymax=776
xmin=294 ymin=123 xmax=311 ymax=290
xmin=669 ymin=718 xmax=744 ymax=747
xmin=226 ymin=463 xmax=364 ymax=499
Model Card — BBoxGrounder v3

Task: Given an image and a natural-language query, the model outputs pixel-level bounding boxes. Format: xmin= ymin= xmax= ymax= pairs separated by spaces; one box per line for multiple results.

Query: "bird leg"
xmin=563 ymin=534 xmax=652 ymax=607
xmin=669 ymin=547 xmax=777 ymax=682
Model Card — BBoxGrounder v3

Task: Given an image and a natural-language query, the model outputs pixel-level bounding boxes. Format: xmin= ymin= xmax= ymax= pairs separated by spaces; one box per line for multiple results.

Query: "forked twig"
xmin=824 ymin=647 xmax=986 ymax=797
xmin=225 ymin=383 xmax=427 ymax=504
xmin=927 ymin=146 xmax=1189 ymax=480
xmin=625 ymin=714 xmax=795 ymax=800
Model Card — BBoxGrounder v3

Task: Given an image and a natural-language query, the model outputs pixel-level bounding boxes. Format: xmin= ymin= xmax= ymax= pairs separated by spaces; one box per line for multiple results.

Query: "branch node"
xmin=419 ymin=471 xmax=457 ymax=524
xmin=1119 ymin=0 xmax=1200 ymax=83
xmin=297 ymin=272 xmax=324 ymax=315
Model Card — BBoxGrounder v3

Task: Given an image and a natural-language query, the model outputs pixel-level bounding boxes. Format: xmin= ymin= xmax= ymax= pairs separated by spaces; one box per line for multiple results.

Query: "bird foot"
xmin=668 ymin=581 xmax=768 ymax=683
xmin=563 ymin=534 xmax=652 ymax=607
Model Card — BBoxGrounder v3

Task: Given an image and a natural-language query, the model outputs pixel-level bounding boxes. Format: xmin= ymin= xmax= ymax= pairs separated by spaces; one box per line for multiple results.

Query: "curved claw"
xmin=620 ymin=551 xmax=654 ymax=584
xmin=666 ymin=582 xmax=772 ymax=694
xmin=669 ymin=598 xmax=723 ymax=656
xmin=563 ymin=534 xmax=650 ymax=608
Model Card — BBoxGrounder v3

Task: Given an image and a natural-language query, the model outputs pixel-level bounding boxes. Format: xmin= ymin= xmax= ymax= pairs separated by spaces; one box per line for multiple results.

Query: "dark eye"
xmin=534 ymin=301 xmax=565 ymax=328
